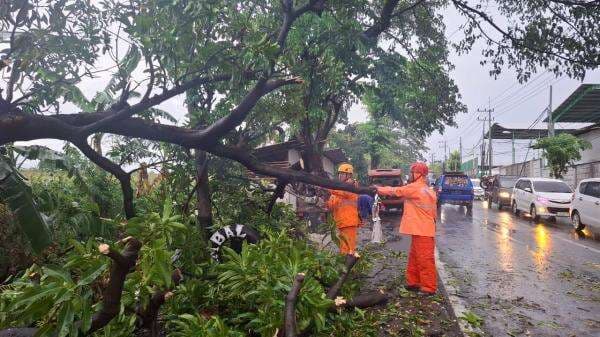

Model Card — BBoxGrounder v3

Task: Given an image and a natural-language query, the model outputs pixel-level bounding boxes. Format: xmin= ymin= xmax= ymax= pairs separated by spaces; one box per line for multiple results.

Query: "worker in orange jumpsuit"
xmin=326 ymin=163 xmax=360 ymax=255
xmin=375 ymin=162 xmax=438 ymax=294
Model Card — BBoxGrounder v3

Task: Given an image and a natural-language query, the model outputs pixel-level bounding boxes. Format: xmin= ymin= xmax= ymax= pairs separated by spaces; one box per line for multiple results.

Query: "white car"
xmin=511 ymin=178 xmax=573 ymax=221
xmin=570 ymin=178 xmax=600 ymax=231
xmin=470 ymin=178 xmax=485 ymax=200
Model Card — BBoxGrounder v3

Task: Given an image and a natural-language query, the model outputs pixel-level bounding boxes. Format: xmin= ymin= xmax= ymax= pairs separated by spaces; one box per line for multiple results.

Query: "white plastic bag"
xmin=371 ymin=194 xmax=383 ymax=243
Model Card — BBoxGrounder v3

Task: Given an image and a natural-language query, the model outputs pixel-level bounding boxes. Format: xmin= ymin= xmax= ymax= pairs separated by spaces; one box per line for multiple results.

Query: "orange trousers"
xmin=406 ymin=235 xmax=437 ymax=293
xmin=338 ymin=226 xmax=358 ymax=254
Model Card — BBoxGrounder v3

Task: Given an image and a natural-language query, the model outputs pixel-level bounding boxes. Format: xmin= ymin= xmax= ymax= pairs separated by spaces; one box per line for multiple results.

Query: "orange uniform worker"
xmin=326 ymin=163 xmax=360 ymax=255
xmin=376 ymin=162 xmax=438 ymax=294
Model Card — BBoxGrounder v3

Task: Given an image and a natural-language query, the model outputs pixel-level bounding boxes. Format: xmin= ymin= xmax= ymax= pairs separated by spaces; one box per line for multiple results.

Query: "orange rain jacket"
xmin=326 ymin=189 xmax=360 ymax=229
xmin=377 ymin=178 xmax=437 ymax=237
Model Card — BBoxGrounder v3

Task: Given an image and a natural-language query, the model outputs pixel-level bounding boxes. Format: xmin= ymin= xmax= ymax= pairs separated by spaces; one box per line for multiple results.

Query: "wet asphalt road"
xmin=435 ymin=200 xmax=600 ymax=337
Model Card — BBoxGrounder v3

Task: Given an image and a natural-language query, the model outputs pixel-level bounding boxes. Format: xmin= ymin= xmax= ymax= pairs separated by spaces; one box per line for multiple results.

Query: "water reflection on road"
xmin=436 ymin=202 xmax=600 ymax=337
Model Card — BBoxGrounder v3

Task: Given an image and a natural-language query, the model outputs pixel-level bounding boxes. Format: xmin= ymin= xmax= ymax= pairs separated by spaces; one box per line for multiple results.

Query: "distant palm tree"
xmin=447 ymin=150 xmax=462 ymax=172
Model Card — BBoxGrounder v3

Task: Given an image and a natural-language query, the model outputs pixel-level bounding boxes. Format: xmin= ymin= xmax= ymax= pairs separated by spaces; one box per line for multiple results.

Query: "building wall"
xmin=499 ymin=158 xmax=600 ymax=188
xmin=576 ymin=129 xmax=600 ymax=164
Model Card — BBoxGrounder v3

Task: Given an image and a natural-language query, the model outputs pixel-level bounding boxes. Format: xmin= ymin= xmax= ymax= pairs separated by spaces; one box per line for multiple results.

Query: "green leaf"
xmin=80 ymin=302 xmax=92 ymax=333
xmin=42 ymin=266 xmax=72 ymax=284
xmin=77 ymin=261 xmax=108 ymax=286
xmin=0 ymin=156 xmax=52 ymax=253
xmin=56 ymin=301 xmax=75 ymax=337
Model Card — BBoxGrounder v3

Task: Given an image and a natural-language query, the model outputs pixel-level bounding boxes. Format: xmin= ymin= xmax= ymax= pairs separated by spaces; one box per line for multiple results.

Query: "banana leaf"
xmin=0 ymin=157 xmax=52 ymax=253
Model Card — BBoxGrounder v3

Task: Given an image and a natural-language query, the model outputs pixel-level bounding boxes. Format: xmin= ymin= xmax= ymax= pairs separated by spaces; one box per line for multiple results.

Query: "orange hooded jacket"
xmin=377 ymin=178 xmax=437 ymax=237
xmin=326 ymin=189 xmax=360 ymax=229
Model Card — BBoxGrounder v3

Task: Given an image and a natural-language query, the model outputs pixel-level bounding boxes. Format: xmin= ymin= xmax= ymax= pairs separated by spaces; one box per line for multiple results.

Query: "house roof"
xmin=572 ymin=123 xmax=600 ymax=136
xmin=484 ymin=123 xmax=576 ymax=140
xmin=252 ymin=140 xmax=348 ymax=164
xmin=544 ymin=84 xmax=600 ymax=123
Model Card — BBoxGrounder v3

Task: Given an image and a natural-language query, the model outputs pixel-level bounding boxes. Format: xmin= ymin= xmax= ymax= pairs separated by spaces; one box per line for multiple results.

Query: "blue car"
xmin=434 ymin=172 xmax=474 ymax=214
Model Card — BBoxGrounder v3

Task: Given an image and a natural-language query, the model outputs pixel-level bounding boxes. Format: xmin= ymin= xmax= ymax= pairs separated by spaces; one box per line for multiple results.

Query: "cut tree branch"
xmin=190 ymin=77 xmax=303 ymax=145
xmin=137 ymin=269 xmax=183 ymax=332
xmin=326 ymin=253 xmax=360 ymax=299
xmin=284 ymin=273 xmax=305 ymax=337
xmin=0 ymin=113 xmax=376 ymax=196
xmin=92 ymin=237 xmax=142 ymax=333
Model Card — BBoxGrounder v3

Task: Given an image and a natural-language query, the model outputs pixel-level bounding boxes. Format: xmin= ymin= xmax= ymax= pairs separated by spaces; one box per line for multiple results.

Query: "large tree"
xmin=329 ymin=118 xmax=427 ymax=182
xmin=1 ymin=0 xmax=599 ymax=219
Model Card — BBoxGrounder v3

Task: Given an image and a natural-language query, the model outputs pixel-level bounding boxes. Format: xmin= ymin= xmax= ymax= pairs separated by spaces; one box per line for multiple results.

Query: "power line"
xmin=493 ymin=75 xmax=559 ymax=114
xmin=495 ymin=76 xmax=564 ymax=119
xmin=489 ymin=71 xmax=551 ymax=107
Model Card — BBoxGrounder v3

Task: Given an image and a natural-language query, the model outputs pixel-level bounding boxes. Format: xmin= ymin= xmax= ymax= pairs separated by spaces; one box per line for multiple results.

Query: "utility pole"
xmin=477 ymin=100 xmax=495 ymax=175
xmin=511 ymin=131 xmax=516 ymax=165
xmin=548 ymin=85 xmax=554 ymax=137
xmin=459 ymin=137 xmax=463 ymax=168
xmin=438 ymin=140 xmax=447 ymax=172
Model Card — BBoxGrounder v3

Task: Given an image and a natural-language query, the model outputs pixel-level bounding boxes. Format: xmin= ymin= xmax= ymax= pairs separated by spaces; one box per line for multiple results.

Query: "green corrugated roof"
xmin=545 ymin=84 xmax=600 ymax=123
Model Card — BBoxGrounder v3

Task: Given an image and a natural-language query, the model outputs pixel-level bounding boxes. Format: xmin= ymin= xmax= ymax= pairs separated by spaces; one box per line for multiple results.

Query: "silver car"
xmin=471 ymin=178 xmax=485 ymax=200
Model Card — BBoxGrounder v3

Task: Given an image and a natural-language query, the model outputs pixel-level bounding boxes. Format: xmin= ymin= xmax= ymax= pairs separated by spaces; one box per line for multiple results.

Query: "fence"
xmin=499 ymin=159 xmax=600 ymax=188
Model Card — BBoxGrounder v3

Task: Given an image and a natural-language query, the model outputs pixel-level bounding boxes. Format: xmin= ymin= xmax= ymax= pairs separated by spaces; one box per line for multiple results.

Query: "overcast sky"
xmin=19 ymin=4 xmax=600 ymax=169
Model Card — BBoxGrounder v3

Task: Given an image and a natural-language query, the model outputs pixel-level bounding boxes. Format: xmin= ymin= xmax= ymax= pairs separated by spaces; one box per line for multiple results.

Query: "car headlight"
xmin=499 ymin=191 xmax=510 ymax=198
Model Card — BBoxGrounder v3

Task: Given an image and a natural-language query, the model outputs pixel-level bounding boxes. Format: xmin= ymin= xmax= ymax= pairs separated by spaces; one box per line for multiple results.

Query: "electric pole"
xmin=477 ymin=101 xmax=494 ymax=175
xmin=548 ymin=85 xmax=554 ymax=137
xmin=438 ymin=141 xmax=447 ymax=172
xmin=459 ymin=137 xmax=463 ymax=168
xmin=511 ymin=130 xmax=516 ymax=165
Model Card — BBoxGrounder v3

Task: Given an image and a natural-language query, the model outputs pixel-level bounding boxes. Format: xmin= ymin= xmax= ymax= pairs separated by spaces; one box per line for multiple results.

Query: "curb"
xmin=435 ymin=248 xmax=485 ymax=336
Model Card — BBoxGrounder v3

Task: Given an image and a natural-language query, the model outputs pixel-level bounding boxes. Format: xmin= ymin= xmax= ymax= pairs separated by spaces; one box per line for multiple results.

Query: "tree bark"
xmin=195 ymin=149 xmax=212 ymax=236
xmin=284 ymin=273 xmax=305 ymax=337
xmin=0 ymin=113 xmax=376 ymax=195
xmin=137 ymin=269 xmax=183 ymax=333
xmin=301 ymin=142 xmax=327 ymax=177
xmin=370 ymin=153 xmax=381 ymax=169
xmin=91 ymin=237 xmax=142 ymax=333
xmin=75 ymin=140 xmax=135 ymax=219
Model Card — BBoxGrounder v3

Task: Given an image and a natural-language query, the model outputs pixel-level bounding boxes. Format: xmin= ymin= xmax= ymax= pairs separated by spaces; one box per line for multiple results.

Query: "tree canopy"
xmin=532 ymin=134 xmax=592 ymax=178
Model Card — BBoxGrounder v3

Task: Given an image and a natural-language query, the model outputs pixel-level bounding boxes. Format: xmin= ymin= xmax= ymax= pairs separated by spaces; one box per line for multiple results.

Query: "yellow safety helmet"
xmin=338 ymin=163 xmax=354 ymax=174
